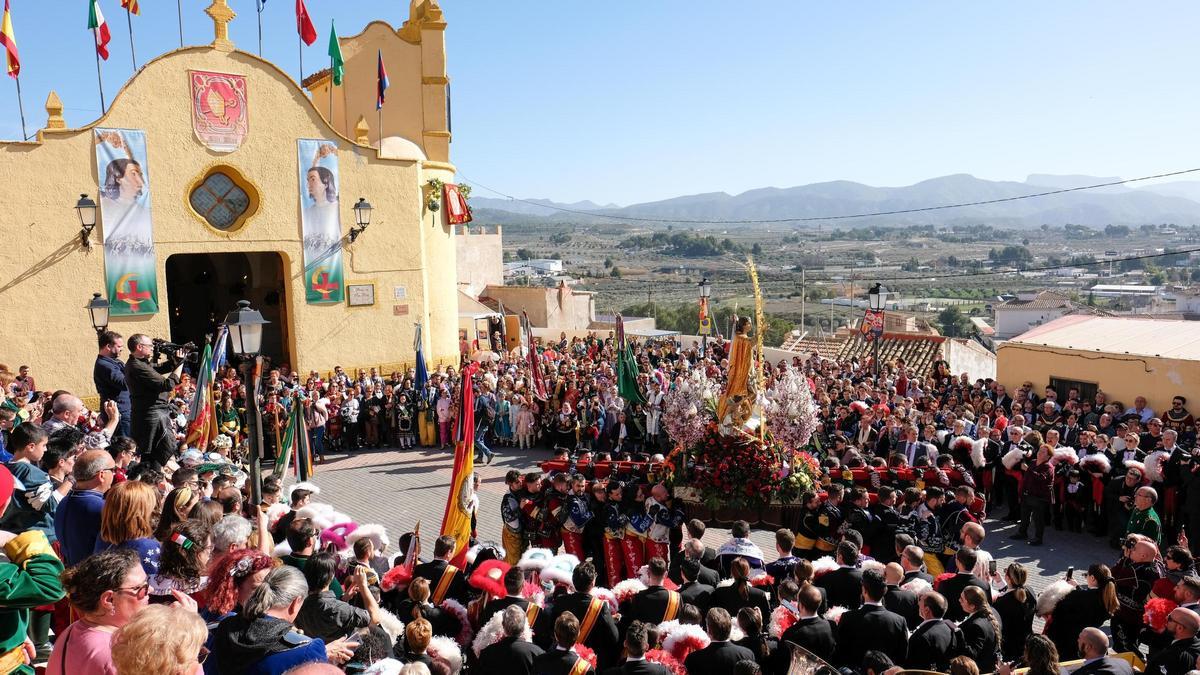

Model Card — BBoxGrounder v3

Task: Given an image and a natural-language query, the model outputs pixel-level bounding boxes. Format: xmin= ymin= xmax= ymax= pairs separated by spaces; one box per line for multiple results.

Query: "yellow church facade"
xmin=0 ymin=1 xmax=461 ymax=397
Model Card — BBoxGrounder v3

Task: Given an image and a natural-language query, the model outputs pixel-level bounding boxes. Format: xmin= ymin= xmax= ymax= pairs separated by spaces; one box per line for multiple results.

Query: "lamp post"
xmin=86 ymin=292 xmax=110 ymax=334
xmin=867 ymin=283 xmax=886 ymax=376
xmin=224 ymin=300 xmax=269 ymax=505
xmin=698 ymin=278 xmax=711 ymax=357
xmin=76 ymin=194 xmax=99 ymax=248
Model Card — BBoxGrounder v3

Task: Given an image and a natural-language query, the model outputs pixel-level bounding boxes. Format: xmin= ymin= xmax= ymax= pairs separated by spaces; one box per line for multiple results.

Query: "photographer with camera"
xmin=124 ymin=333 xmax=185 ymax=468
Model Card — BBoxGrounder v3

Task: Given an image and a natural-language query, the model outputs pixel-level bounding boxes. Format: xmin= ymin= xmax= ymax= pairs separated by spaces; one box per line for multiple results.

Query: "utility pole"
xmin=800 ymin=268 xmax=806 ymax=333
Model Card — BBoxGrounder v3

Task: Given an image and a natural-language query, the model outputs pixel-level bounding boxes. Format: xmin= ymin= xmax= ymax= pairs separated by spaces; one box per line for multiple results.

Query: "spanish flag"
xmin=440 ymin=361 xmax=478 ymax=567
xmin=1 ymin=0 xmax=18 ymax=78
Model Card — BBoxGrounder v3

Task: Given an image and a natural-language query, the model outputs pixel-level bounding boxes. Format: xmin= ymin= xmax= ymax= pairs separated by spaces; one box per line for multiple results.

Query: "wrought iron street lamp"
xmin=76 ymin=194 xmax=98 ymax=248
xmin=224 ymin=300 xmax=271 ymax=502
xmin=86 ymin=292 xmax=110 ymax=334
xmin=349 ymin=198 xmax=373 ymax=242
xmin=867 ymin=283 xmax=887 ymax=375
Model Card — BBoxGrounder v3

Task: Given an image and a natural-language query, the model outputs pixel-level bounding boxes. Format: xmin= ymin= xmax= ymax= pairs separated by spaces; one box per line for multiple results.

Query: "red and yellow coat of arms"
xmin=189 ymin=70 xmax=248 ymax=153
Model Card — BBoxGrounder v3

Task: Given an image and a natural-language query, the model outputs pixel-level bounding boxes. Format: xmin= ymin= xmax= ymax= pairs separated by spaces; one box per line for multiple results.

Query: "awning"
xmin=458 ymin=290 xmax=500 ymax=320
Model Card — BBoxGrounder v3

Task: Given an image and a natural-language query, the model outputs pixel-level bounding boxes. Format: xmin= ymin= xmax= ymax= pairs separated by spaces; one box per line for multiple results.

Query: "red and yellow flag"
xmin=120 ymin=0 xmax=139 ymax=15
xmin=1 ymin=0 xmax=18 ymax=78
xmin=440 ymin=362 xmax=478 ymax=567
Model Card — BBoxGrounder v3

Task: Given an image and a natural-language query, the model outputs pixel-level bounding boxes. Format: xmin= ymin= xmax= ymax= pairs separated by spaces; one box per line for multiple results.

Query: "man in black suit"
xmin=870 ymin=487 xmax=903 ymax=564
xmin=937 ymin=548 xmax=990 ymax=622
xmin=411 ymin=534 xmax=470 ymax=604
xmin=602 ymin=621 xmax=670 ymax=675
xmin=478 ymin=605 xmax=545 ymax=674
xmin=815 ymin=541 xmax=863 ymax=610
xmin=1144 ymin=607 xmax=1200 ymax=675
xmin=668 ymin=538 xmax=721 ymax=586
xmin=778 ymin=584 xmax=837 ymax=665
xmin=834 ymin=569 xmax=908 ymax=669
xmin=883 ymin=562 xmax=920 ymax=630
xmin=678 ymin=559 xmax=715 ymax=614
xmin=906 ymin=591 xmax=956 ymax=672
xmin=533 ymin=612 xmax=597 ymax=675
xmin=479 ymin=567 xmax=553 ymax=647
xmin=554 ymin=562 xmax=621 ymax=671
xmin=683 ymin=608 xmax=757 ymax=675
xmin=619 ymin=557 xmax=682 ymax=634
xmin=687 ymin=519 xmax=720 ymax=567
xmin=900 ymin=545 xmax=934 ymax=585
xmin=1072 ymin=627 xmax=1133 ymax=675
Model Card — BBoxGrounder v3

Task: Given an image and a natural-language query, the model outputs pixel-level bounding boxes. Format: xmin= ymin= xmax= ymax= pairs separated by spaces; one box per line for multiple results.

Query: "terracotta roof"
xmin=301 ymin=68 xmax=332 ymax=89
xmin=996 ymin=290 xmax=1075 ymax=310
xmin=779 ymin=334 xmax=847 ymax=360
xmin=837 ymin=333 xmax=947 ymax=376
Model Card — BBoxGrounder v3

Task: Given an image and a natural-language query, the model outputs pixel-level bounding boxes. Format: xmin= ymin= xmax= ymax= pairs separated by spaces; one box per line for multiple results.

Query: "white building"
xmin=992 ymin=290 xmax=1081 ymax=340
xmin=503 ymin=258 xmax=564 ymax=279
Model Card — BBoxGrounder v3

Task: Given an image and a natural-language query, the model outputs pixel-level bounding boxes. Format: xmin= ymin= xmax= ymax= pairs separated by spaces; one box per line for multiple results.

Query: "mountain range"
xmin=470 ymin=174 xmax=1200 ymax=228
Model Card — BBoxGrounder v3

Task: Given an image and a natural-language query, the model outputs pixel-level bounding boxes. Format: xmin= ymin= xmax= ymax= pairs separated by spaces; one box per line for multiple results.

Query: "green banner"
xmin=95 ymin=128 xmax=159 ymax=316
xmin=298 ymin=139 xmax=345 ymax=304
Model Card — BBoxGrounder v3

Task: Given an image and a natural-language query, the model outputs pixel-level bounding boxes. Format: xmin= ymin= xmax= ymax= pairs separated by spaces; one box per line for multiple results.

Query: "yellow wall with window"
xmin=0 ymin=3 xmax=460 ymax=397
xmin=997 ymin=343 xmax=1200 ymax=413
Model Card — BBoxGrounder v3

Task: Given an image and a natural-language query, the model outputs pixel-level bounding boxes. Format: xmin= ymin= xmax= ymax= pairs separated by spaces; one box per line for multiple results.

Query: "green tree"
xmin=516 ymin=248 xmax=534 ymax=260
xmin=751 ymin=243 xmax=764 ymax=255
xmin=937 ymin=306 xmax=972 ymax=337
xmin=603 ymin=257 xmax=613 ymax=269
xmin=610 ymin=266 xmax=622 ymax=278
xmin=549 ymin=232 xmax=571 ymax=244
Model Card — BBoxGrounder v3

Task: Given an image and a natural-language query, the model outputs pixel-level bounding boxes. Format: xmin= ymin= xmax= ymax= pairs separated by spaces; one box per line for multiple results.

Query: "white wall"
xmin=944 ymin=338 xmax=997 ymax=381
xmin=994 ymin=308 xmax=1068 ymax=339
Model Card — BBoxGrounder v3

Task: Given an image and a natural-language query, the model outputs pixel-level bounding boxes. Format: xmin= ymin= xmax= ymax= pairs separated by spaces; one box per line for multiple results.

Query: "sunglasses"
xmin=115 ymin=581 xmax=150 ymax=599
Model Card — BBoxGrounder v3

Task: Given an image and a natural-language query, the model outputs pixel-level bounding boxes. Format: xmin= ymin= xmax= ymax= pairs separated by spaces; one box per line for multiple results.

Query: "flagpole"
xmin=328 ymin=55 xmax=333 ymax=125
xmin=125 ymin=9 xmax=136 ymax=70
xmin=94 ymin=47 xmax=106 ymax=113
xmin=13 ymin=75 xmax=26 ymax=140
xmin=298 ymin=34 xmax=303 ymax=84
xmin=256 ymin=1 xmax=263 ymax=56
xmin=176 ymin=0 xmax=183 ymax=47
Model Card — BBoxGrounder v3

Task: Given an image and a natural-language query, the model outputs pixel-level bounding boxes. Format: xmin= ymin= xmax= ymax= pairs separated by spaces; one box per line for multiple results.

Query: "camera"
xmin=152 ymin=338 xmax=200 ymax=364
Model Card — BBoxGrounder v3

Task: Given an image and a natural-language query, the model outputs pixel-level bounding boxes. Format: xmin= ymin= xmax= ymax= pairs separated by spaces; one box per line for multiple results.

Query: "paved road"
xmin=307 ymin=444 xmax=1112 ymax=600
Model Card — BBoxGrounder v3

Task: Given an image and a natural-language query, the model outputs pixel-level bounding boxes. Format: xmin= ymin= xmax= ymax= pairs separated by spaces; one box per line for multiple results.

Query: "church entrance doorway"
xmin=164 ymin=252 xmax=291 ymax=367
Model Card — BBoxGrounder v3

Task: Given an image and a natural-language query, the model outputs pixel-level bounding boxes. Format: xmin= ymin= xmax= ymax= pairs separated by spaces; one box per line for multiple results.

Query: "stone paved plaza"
xmin=307 ymin=444 xmax=1114 ymax=600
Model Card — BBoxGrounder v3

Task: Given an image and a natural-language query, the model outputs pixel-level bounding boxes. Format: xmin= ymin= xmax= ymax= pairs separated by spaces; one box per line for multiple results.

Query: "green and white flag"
xmin=327 ymin=20 xmax=343 ymax=85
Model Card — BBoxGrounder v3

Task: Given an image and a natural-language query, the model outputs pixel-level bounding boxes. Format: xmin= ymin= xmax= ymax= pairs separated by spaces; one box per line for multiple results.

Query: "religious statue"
xmin=717 ymin=315 xmax=755 ymax=429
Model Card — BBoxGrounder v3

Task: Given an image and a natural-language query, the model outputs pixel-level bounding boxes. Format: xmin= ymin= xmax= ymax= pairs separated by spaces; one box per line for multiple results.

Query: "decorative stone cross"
xmin=206 ymin=0 xmax=236 ymax=52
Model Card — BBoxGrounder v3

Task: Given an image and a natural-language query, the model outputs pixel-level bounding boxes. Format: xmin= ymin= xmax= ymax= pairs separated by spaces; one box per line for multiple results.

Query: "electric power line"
xmin=457 ymin=167 xmax=1200 ymax=225
xmin=587 ymin=245 xmax=1200 ymax=286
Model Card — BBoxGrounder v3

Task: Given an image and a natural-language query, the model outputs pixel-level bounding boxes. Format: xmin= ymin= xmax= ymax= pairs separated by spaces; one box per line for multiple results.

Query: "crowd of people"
xmin=0 ymin=324 xmax=1195 ymax=675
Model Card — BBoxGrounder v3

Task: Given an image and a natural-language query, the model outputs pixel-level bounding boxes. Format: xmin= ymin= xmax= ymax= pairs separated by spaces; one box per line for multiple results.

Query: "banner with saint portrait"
xmin=297 ymin=139 xmax=345 ymax=304
xmin=94 ymin=128 xmax=159 ymax=316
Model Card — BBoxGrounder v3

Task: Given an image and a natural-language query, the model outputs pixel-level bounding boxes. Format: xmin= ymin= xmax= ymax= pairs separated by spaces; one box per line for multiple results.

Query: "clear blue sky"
xmin=2 ymin=1 xmax=1197 ymax=205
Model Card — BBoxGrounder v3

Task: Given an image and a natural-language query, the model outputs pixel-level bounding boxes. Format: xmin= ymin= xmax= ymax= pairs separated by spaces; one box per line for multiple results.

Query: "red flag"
xmin=294 ymin=0 xmax=316 ymax=46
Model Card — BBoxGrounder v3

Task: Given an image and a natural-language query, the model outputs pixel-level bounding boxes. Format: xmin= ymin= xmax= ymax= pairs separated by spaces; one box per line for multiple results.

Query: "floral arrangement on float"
xmin=663 ymin=360 xmax=820 ymax=512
